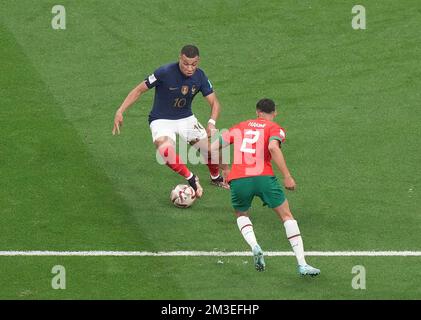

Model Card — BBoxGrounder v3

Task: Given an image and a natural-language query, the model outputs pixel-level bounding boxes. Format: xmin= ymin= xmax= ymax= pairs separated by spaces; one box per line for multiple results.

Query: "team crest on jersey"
xmin=191 ymin=85 xmax=197 ymax=95
xmin=181 ymin=85 xmax=189 ymax=95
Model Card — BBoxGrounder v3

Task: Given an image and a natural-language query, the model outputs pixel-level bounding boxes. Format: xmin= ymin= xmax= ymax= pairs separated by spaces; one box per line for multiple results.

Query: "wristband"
xmin=208 ymin=119 xmax=216 ymax=126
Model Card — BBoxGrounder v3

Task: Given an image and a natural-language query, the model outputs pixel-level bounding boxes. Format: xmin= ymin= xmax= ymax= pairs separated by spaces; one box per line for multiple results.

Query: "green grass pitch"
xmin=1 ymin=0 xmax=420 ymax=299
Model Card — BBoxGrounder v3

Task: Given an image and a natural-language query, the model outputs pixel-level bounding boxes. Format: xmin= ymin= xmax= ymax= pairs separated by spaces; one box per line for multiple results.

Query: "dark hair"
xmin=181 ymin=45 xmax=200 ymax=58
xmin=256 ymin=98 xmax=276 ymax=113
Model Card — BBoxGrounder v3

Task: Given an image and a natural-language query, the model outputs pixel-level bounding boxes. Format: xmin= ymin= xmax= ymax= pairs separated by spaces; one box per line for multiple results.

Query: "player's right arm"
xmin=112 ymin=81 xmax=149 ymax=135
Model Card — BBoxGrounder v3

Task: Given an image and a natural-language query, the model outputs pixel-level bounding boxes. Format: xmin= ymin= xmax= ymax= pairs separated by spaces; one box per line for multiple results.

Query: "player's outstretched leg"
xmin=157 ymin=140 xmax=191 ymax=178
xmin=252 ymin=244 xmax=265 ymax=272
xmin=273 ymin=201 xmax=320 ymax=277
xmin=236 ymin=214 xmax=265 ymax=272
xmin=210 ymin=174 xmax=230 ymax=189
xmin=284 ymin=219 xmax=320 ymax=277
xmin=191 ymin=137 xmax=229 ymax=190
xmin=156 ymin=138 xmax=203 ymax=198
xmin=298 ymin=264 xmax=320 ymax=277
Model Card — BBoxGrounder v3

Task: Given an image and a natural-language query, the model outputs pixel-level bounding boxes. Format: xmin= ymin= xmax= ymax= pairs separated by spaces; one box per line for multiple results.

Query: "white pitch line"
xmin=0 ymin=251 xmax=421 ymax=257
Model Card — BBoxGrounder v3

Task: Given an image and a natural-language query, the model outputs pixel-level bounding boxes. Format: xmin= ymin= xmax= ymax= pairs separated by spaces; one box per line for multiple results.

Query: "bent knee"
xmin=154 ymin=137 xmax=173 ymax=149
xmin=274 ymin=200 xmax=295 ymax=221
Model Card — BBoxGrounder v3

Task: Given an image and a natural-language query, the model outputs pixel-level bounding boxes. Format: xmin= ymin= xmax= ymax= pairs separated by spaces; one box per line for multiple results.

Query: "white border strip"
xmin=0 ymin=251 xmax=421 ymax=257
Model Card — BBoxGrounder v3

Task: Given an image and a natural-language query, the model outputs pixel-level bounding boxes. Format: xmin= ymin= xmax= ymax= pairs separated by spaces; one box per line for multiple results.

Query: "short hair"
xmin=256 ymin=98 xmax=276 ymax=113
xmin=181 ymin=45 xmax=200 ymax=58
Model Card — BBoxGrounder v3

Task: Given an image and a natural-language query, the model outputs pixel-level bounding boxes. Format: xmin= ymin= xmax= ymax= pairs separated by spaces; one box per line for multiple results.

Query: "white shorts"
xmin=149 ymin=115 xmax=208 ymax=143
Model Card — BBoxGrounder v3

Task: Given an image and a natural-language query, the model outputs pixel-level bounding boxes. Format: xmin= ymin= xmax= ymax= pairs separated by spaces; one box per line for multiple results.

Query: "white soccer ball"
xmin=170 ymin=184 xmax=196 ymax=208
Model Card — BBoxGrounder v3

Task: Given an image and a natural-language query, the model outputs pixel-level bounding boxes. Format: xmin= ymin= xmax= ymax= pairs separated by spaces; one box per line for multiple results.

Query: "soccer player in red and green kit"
xmin=214 ymin=98 xmax=320 ymax=276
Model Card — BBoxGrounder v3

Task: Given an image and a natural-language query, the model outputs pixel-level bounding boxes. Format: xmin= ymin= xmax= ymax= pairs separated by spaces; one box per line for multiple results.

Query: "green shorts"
xmin=229 ymin=175 xmax=286 ymax=212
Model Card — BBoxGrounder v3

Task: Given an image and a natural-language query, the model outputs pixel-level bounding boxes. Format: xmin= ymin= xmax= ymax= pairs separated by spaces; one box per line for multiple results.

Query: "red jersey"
xmin=221 ymin=118 xmax=286 ymax=182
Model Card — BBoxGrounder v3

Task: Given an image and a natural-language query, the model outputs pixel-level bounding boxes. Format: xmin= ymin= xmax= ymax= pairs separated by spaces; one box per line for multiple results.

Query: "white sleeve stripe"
xmin=279 ymin=129 xmax=286 ymax=139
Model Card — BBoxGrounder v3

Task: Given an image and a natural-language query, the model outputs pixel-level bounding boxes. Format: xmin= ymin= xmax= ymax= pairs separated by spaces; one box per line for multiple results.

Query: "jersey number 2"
xmin=240 ymin=130 xmax=260 ymax=154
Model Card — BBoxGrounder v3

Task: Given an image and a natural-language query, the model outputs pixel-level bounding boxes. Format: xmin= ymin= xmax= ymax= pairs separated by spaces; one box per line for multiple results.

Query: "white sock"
xmin=237 ymin=216 xmax=258 ymax=250
xmin=284 ymin=219 xmax=307 ymax=266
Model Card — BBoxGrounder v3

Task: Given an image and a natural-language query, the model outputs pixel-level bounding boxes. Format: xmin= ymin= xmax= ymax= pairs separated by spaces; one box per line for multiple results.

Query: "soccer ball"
xmin=170 ymin=184 xmax=196 ymax=208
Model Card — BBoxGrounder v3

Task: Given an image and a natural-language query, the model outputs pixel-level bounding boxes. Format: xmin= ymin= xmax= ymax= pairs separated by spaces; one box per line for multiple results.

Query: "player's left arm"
xmin=268 ymin=138 xmax=296 ymax=191
xmin=204 ymin=92 xmax=221 ymax=136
